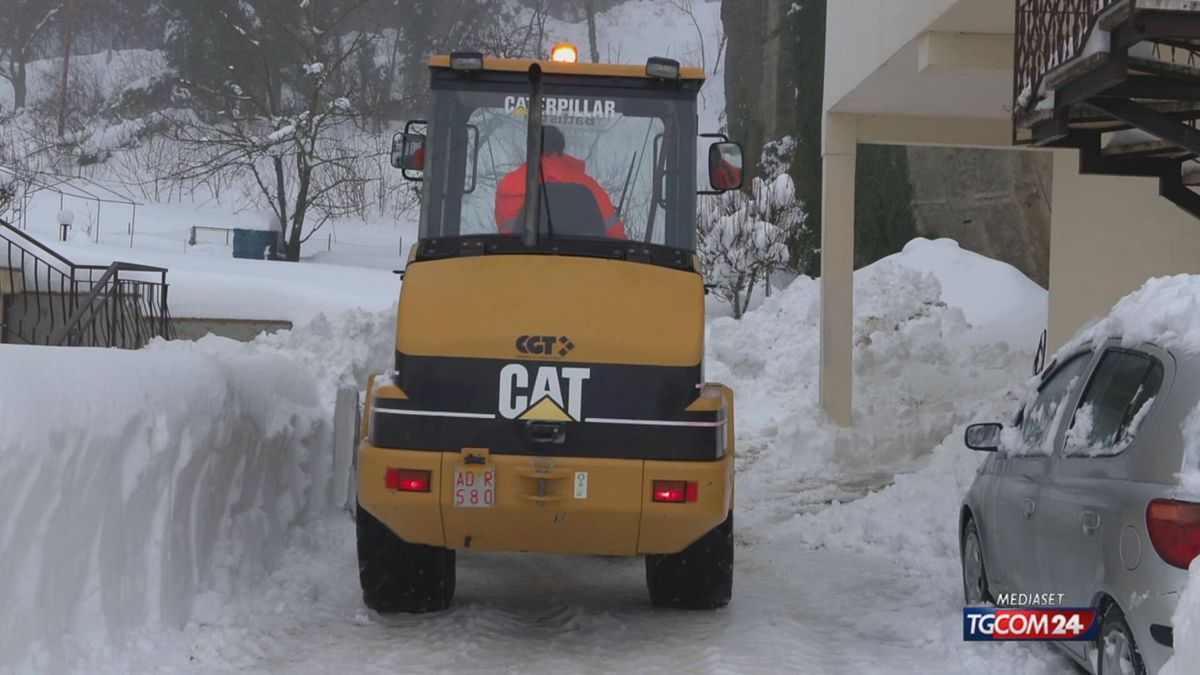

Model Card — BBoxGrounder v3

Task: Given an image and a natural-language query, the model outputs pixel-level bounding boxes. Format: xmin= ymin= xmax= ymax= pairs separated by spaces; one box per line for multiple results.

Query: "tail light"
xmin=652 ymin=480 xmax=698 ymax=503
xmin=1146 ymin=499 xmax=1200 ymax=569
xmin=386 ymin=468 xmax=431 ymax=493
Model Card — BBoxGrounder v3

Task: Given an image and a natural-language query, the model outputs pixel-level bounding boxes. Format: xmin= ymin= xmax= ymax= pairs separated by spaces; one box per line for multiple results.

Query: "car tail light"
xmin=1146 ymin=499 xmax=1200 ymax=569
xmin=652 ymin=480 xmax=698 ymax=503
xmin=386 ymin=469 xmax=431 ymax=493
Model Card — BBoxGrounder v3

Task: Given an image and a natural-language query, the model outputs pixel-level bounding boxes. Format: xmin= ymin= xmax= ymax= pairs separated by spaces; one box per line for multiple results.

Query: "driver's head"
xmin=543 ymin=125 xmax=566 ymax=156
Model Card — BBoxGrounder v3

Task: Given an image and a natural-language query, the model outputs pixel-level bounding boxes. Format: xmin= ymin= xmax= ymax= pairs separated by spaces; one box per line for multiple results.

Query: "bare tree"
xmin=162 ymin=0 xmax=379 ymax=261
xmin=0 ymin=1 xmax=61 ymax=110
xmin=584 ymin=0 xmax=600 ymax=63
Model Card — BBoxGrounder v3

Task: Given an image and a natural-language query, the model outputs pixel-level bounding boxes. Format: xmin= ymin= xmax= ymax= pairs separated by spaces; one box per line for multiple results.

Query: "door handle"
xmin=1022 ymin=498 xmax=1036 ymax=519
xmin=1080 ymin=511 xmax=1100 ymax=537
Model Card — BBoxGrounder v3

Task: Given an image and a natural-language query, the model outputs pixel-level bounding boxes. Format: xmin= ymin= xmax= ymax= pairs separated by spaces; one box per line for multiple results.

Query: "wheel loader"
xmin=355 ymin=44 xmax=744 ymax=612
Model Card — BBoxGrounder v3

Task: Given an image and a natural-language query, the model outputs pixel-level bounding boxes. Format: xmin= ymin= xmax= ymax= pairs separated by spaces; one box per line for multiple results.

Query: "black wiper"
xmin=521 ymin=65 xmax=544 ymax=247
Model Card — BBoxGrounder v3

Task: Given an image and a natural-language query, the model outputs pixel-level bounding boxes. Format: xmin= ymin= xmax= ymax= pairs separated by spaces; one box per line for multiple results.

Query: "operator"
xmin=494 ymin=125 xmax=627 ymax=239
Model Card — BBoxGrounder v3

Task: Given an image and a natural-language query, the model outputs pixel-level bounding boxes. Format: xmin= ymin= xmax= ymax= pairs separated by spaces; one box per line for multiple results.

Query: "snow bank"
xmin=889 ymin=238 xmax=1047 ymax=349
xmin=0 ymin=308 xmax=394 ymax=673
xmin=709 ymin=239 xmax=1042 ymax=527
xmin=1161 ymin=559 xmax=1200 ymax=675
xmin=702 ymin=237 xmax=1050 ymax=665
xmin=1067 ymin=274 xmax=1200 ymax=355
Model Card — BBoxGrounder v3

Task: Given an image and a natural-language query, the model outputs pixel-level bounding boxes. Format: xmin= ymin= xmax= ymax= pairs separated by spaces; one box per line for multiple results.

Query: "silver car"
xmin=961 ymin=338 xmax=1200 ymax=674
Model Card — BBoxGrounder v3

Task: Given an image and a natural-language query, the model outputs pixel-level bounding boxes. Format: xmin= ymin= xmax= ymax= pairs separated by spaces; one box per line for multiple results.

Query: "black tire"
xmin=645 ymin=511 xmax=734 ymax=609
xmin=961 ymin=517 xmax=993 ymax=605
xmin=1097 ymin=605 xmax=1147 ymax=675
xmin=356 ymin=503 xmax=455 ymax=613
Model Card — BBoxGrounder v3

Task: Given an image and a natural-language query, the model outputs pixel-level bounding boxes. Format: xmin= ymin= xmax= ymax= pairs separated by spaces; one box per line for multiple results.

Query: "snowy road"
xmin=105 ymin=514 xmax=1073 ymax=675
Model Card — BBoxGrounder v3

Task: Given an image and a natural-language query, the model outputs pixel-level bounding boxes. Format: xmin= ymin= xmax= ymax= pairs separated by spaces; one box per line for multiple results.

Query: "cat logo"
xmin=516 ymin=335 xmax=575 ymax=358
xmin=498 ymin=364 xmax=590 ymax=422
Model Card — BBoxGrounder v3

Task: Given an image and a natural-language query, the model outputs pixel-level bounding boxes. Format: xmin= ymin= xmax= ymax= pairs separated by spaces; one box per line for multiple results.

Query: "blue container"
xmin=232 ymin=229 xmax=281 ymax=260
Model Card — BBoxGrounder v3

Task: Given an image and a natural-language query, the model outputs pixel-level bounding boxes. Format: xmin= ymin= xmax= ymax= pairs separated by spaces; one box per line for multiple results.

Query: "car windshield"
xmin=420 ymin=73 xmax=699 ymax=250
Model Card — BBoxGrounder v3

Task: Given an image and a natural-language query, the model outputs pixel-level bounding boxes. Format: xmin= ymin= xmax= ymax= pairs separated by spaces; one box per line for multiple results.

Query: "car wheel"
xmin=1097 ymin=605 xmax=1146 ymax=675
xmin=961 ymin=517 xmax=993 ymax=605
xmin=645 ymin=511 xmax=733 ymax=610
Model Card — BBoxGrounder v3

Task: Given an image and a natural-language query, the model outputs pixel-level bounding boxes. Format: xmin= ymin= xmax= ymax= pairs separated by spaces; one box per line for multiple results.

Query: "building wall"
xmin=907 ymin=146 xmax=1052 ymax=287
xmin=823 ymin=0 xmax=958 ymax=112
xmin=1048 ymin=150 xmax=1200 ymax=349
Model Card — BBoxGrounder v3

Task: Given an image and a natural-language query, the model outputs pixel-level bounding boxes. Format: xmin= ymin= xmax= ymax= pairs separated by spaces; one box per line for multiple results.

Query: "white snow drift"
xmin=0 ymin=309 xmax=395 ymax=673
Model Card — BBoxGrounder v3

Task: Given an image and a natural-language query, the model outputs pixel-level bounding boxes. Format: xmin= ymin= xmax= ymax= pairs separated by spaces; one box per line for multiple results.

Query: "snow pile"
xmin=708 ymin=238 xmax=1042 ymax=522
xmin=887 ymin=238 xmax=1047 ymax=349
xmin=0 ymin=308 xmax=394 ymax=673
xmin=1162 ymin=560 xmax=1200 ymax=675
xmin=708 ymin=236 xmax=1041 ymax=618
xmin=1068 ymin=274 xmax=1200 ymax=355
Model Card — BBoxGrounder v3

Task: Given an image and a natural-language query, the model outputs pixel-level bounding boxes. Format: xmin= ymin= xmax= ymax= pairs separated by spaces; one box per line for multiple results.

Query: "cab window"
xmin=1064 ymin=349 xmax=1164 ymax=457
xmin=420 ymin=74 xmax=699 ymax=251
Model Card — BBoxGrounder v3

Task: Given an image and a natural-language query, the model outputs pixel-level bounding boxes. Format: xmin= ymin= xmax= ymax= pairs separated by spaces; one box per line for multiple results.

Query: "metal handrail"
xmin=1013 ymin=0 xmax=1120 ymax=116
xmin=49 ymin=262 xmax=173 ymax=346
xmin=1 ymin=217 xmax=173 ymax=348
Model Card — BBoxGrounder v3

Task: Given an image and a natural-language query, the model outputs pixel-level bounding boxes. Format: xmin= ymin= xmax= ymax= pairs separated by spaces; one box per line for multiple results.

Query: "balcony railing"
xmin=1014 ymin=0 xmax=1119 ymax=118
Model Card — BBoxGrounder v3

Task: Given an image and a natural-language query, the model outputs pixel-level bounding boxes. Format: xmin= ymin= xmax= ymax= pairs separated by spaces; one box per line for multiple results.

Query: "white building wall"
xmin=1048 ymin=151 xmax=1200 ymax=349
xmin=823 ymin=0 xmax=959 ymax=112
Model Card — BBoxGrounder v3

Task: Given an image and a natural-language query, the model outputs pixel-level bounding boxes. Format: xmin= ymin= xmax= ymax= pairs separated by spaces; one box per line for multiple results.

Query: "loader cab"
xmin=392 ymin=52 xmax=742 ymax=269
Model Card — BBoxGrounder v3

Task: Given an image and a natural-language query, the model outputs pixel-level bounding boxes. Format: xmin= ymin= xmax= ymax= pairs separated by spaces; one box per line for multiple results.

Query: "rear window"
xmin=1064 ymin=349 xmax=1164 ymax=457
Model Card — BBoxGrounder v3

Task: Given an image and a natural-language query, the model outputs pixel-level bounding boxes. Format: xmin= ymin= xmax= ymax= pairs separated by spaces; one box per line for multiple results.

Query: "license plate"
xmin=453 ymin=466 xmax=495 ymax=508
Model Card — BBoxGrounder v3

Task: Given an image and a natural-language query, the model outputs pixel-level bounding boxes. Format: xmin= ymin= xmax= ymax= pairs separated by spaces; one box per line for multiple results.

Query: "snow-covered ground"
xmin=1 ymin=235 xmax=1084 ymax=673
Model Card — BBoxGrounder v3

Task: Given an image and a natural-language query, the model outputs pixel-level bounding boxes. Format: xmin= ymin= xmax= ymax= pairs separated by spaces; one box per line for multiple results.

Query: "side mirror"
xmin=708 ymin=141 xmax=744 ymax=192
xmin=391 ymin=121 xmax=427 ymax=181
xmin=965 ymin=423 xmax=1004 ymax=452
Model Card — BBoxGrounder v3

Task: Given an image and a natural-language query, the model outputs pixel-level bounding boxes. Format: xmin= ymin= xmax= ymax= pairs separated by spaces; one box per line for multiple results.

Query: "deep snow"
xmin=1 ymin=236 xmax=1081 ymax=674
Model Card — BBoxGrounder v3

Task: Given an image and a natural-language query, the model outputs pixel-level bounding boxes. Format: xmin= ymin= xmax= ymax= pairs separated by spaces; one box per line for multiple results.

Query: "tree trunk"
xmin=584 ymin=0 xmax=600 ymax=63
xmin=286 ymin=163 xmax=314 ymax=262
xmin=741 ymin=273 xmax=757 ymax=318
xmin=12 ymin=61 xmax=27 ymax=110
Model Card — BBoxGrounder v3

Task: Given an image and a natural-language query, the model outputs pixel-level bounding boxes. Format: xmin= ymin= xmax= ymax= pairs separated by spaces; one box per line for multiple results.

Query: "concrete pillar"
xmin=820 ymin=113 xmax=857 ymax=427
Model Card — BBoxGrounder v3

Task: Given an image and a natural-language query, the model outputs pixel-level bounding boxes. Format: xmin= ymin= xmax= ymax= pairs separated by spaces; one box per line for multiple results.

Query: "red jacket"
xmin=495 ymin=154 xmax=627 ymax=239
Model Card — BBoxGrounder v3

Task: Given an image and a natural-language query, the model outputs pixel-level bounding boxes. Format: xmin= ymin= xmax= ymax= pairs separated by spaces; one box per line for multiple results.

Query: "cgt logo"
xmin=499 ymin=364 xmax=590 ymax=422
xmin=516 ymin=335 xmax=575 ymax=358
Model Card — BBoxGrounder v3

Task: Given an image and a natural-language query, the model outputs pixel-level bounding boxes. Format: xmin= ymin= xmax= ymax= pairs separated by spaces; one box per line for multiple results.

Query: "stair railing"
xmin=1 ymin=217 xmax=173 ymax=348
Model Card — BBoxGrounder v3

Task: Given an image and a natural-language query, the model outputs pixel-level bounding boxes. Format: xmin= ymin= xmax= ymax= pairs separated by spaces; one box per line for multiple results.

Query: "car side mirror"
xmin=707 ymin=141 xmax=744 ymax=192
xmin=391 ymin=121 xmax=427 ymax=181
xmin=965 ymin=423 xmax=1003 ymax=452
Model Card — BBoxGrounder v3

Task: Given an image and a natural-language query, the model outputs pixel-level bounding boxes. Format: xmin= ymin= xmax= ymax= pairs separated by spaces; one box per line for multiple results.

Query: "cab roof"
xmin=428 ymin=55 xmax=706 ymax=81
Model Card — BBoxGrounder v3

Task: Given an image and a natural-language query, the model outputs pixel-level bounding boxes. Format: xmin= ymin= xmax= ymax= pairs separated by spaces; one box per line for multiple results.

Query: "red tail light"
xmin=652 ymin=480 xmax=698 ymax=503
xmin=386 ymin=468 xmax=431 ymax=493
xmin=1146 ymin=499 xmax=1200 ymax=569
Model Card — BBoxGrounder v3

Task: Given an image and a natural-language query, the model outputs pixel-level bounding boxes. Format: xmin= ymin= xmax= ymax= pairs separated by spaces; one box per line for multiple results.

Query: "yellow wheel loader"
xmin=355 ymin=45 xmax=744 ymax=612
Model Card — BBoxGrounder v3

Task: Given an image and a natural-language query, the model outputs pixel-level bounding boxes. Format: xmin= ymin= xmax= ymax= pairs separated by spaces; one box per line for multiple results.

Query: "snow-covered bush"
xmin=698 ymin=136 xmax=808 ymax=318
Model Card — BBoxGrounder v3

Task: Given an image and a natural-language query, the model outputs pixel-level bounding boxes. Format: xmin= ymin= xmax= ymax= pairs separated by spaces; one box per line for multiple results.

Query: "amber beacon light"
xmin=550 ymin=42 xmax=580 ymax=63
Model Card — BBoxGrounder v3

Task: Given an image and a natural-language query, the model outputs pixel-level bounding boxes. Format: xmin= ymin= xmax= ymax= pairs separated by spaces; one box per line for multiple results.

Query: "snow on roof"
xmin=1066 ymin=274 xmax=1200 ymax=356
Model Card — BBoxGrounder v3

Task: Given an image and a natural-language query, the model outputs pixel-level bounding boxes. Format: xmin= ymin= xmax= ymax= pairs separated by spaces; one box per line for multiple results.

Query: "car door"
xmin=987 ymin=351 xmax=1095 ymax=597
xmin=1037 ymin=345 xmax=1167 ymax=659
